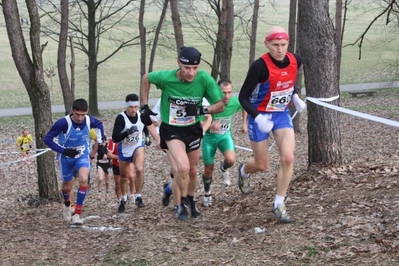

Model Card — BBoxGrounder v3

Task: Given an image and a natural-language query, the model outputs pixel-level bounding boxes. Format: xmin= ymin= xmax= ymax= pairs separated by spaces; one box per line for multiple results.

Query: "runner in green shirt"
xmin=140 ymin=46 xmax=226 ymax=220
xmin=201 ymin=79 xmax=247 ymax=206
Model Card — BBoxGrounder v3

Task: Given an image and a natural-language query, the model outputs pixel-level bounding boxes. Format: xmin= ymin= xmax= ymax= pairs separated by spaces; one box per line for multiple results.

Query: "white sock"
xmin=274 ymin=195 xmax=285 ymax=209
xmin=240 ymin=164 xmax=249 ymax=178
xmin=135 ymin=193 xmax=141 ymax=199
xmin=121 ymin=194 xmax=127 ymax=201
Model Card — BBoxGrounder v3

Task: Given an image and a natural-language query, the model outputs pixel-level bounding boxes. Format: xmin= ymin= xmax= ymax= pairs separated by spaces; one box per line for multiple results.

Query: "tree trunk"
xmin=87 ymin=0 xmax=99 ymax=116
xmin=170 ymin=0 xmax=184 ymax=55
xmin=58 ymin=0 xmax=74 ymax=114
xmin=69 ymin=36 xmax=76 ymax=100
xmin=288 ymin=0 xmax=301 ymax=132
xmin=248 ymin=0 xmax=259 ymax=65
xmin=335 ymin=0 xmax=343 ymax=84
xmin=2 ymin=0 xmax=59 ymax=199
xmin=220 ymin=0 xmax=234 ymax=80
xmin=298 ymin=0 xmax=342 ymax=166
xmin=149 ymin=0 xmax=169 ymax=72
xmin=139 ymin=0 xmax=146 ymax=84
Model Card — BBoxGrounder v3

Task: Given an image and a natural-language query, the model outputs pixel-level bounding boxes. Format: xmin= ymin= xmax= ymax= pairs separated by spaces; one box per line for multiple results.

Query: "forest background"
xmin=0 ymin=0 xmax=398 ymax=110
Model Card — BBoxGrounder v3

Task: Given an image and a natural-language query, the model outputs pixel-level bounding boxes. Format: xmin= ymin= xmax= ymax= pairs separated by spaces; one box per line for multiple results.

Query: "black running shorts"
xmin=160 ymin=122 xmax=203 ymax=152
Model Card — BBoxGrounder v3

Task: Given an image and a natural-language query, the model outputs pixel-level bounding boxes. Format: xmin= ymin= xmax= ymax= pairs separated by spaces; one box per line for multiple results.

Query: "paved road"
xmin=1 ymin=81 xmax=398 ymax=117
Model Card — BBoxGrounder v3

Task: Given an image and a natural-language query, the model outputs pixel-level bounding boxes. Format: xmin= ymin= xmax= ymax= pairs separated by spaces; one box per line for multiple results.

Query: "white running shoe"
xmin=203 ymin=192 xmax=212 ymax=207
xmin=70 ymin=214 xmax=83 ymax=225
xmin=63 ymin=205 xmax=71 ymax=222
xmin=222 ymin=171 xmax=231 ymax=186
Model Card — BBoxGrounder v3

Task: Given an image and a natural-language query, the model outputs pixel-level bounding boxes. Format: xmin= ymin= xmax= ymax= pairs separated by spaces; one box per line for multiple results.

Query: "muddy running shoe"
xmin=118 ymin=200 xmax=126 ymax=213
xmin=162 ymin=183 xmax=172 ymax=207
xmin=190 ymin=200 xmax=201 ymax=218
xmin=63 ymin=205 xmax=72 ymax=222
xmin=237 ymin=163 xmax=250 ymax=194
xmin=176 ymin=202 xmax=189 ymax=220
xmin=70 ymin=214 xmax=83 ymax=225
xmin=135 ymin=197 xmax=145 ymax=208
xmin=222 ymin=171 xmax=231 ymax=186
xmin=203 ymin=192 xmax=212 ymax=207
xmin=272 ymin=203 xmax=292 ymax=223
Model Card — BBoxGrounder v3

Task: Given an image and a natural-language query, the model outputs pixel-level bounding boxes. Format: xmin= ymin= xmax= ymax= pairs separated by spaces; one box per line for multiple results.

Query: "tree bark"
xmin=69 ymin=36 xmax=76 ymax=100
xmin=248 ymin=0 xmax=259 ymax=66
xmin=220 ymin=0 xmax=234 ymax=80
xmin=2 ymin=0 xmax=59 ymax=199
xmin=170 ymin=0 xmax=184 ymax=55
xmin=288 ymin=0 xmax=301 ymax=132
xmin=298 ymin=0 xmax=342 ymax=166
xmin=87 ymin=0 xmax=99 ymax=116
xmin=58 ymin=0 xmax=74 ymax=114
xmin=139 ymin=0 xmax=146 ymax=83
xmin=335 ymin=0 xmax=343 ymax=84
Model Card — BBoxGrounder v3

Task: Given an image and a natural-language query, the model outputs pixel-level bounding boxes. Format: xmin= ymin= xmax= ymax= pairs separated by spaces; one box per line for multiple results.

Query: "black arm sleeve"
xmin=112 ymin=114 xmax=128 ymax=143
xmin=292 ymin=54 xmax=302 ymax=95
xmin=238 ymin=59 xmax=269 ymax=119
xmin=143 ymin=126 xmax=149 ymax=136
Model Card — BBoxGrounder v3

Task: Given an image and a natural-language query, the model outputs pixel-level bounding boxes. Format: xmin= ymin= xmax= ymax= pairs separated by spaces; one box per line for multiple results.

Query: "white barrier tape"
xmin=0 ymin=148 xmax=51 ymax=166
xmin=0 ymin=148 xmax=51 ymax=155
xmin=306 ymin=97 xmax=399 ymax=128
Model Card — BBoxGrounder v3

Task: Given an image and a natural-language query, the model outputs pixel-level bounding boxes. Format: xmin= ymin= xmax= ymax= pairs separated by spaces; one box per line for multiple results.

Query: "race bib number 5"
xmin=169 ymin=103 xmax=195 ymax=125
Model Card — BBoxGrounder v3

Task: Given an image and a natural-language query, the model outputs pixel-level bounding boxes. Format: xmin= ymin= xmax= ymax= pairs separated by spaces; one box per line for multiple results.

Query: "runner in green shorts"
xmin=201 ymin=79 xmax=247 ymax=206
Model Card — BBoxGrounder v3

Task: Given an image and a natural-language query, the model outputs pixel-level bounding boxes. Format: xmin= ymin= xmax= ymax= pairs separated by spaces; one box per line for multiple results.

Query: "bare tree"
xmin=41 ymin=0 xmax=141 ymax=116
xmin=139 ymin=0 xmax=146 ymax=83
xmin=298 ymin=0 xmax=342 ymax=166
xmin=58 ymin=0 xmax=74 ymax=114
xmin=219 ymin=0 xmax=234 ymax=79
xmin=148 ymin=0 xmax=169 ymax=72
xmin=170 ymin=0 xmax=184 ymax=55
xmin=248 ymin=0 xmax=259 ymax=65
xmin=2 ymin=0 xmax=59 ymax=199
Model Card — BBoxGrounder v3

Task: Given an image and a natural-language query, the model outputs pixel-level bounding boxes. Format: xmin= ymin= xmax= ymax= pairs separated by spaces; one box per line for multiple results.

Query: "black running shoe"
xmin=118 ymin=200 xmax=126 ymax=213
xmin=162 ymin=182 xmax=172 ymax=207
xmin=176 ymin=202 xmax=189 ymax=220
xmin=190 ymin=200 xmax=201 ymax=218
xmin=135 ymin=197 xmax=145 ymax=208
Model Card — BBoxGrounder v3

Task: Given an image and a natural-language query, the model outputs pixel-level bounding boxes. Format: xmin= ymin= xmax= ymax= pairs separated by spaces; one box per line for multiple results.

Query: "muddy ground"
xmin=1 ymin=91 xmax=399 ymax=265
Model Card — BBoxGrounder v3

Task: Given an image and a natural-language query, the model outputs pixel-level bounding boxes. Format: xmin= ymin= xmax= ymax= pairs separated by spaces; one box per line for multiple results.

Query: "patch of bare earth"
xmin=1 ymin=91 xmax=399 ymax=265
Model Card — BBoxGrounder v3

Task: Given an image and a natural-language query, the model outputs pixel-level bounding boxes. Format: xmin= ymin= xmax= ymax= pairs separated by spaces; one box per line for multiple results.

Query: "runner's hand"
xmin=140 ymin=104 xmax=157 ymax=126
xmin=63 ymin=148 xmax=80 ymax=158
xmin=292 ymin=93 xmax=307 ymax=113
xmin=254 ymin=113 xmax=274 ymax=133
xmin=126 ymin=125 xmax=139 ymax=134
xmin=185 ymin=104 xmax=207 ymax=116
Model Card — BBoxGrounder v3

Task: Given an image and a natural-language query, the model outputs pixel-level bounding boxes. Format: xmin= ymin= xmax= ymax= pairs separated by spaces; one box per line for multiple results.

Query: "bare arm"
xmin=241 ymin=110 xmax=248 ymax=133
xmin=201 ymin=115 xmax=212 ymax=133
xmin=206 ymin=98 xmax=225 ymax=115
xmin=140 ymin=73 xmax=151 ymax=105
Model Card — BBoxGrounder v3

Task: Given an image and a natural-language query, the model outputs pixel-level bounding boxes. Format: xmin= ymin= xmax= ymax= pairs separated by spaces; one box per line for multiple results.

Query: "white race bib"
xmin=169 ymin=103 xmax=195 ymax=125
xmin=266 ymin=87 xmax=294 ymax=112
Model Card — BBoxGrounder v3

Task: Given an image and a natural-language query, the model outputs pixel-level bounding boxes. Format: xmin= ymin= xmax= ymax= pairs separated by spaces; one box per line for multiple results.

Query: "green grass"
xmin=0 ymin=0 xmax=397 ymax=109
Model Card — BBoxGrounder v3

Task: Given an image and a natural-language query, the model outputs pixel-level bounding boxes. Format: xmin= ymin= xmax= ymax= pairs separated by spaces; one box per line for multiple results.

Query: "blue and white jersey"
xmin=44 ymin=114 xmax=104 ymax=159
